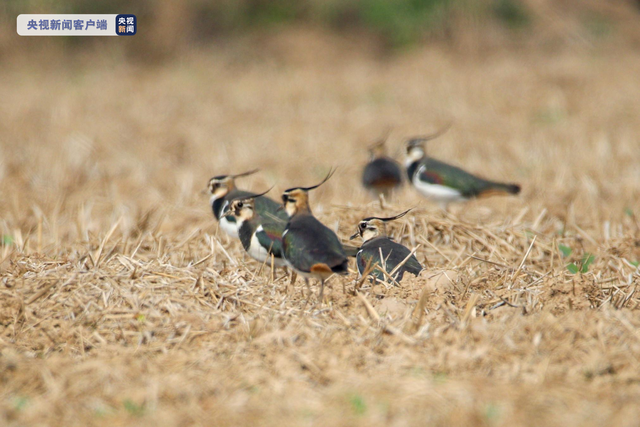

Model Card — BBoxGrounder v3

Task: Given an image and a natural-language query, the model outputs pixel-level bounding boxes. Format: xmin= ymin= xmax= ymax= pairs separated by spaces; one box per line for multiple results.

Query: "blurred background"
xmin=3 ymin=3 xmax=640 ymax=425
xmin=3 ymin=0 xmax=640 ymax=59
xmin=1 ymin=0 xmax=639 ymax=243
xmin=3 ymin=0 xmax=640 ymax=60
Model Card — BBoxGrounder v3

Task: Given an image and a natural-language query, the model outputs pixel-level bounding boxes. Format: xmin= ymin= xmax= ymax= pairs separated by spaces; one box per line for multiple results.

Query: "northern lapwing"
xmin=222 ymin=188 xmax=287 ymax=268
xmin=405 ymin=131 xmax=521 ymax=210
xmin=281 ymin=170 xmax=349 ymax=302
xmin=362 ymin=137 xmax=403 ymax=207
xmin=207 ymin=169 xmax=287 ymax=238
xmin=350 ymin=209 xmax=423 ymax=282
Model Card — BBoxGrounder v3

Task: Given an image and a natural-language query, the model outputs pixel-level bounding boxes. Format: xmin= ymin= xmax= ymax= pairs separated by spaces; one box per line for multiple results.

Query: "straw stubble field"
xmin=1 ymin=35 xmax=640 ymax=426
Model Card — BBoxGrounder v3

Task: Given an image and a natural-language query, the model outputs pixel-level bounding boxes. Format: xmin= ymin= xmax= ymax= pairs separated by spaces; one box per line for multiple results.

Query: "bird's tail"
xmin=341 ymin=243 xmax=359 ymax=258
xmin=332 ymin=259 xmax=350 ymax=275
xmin=478 ymin=182 xmax=521 ymax=198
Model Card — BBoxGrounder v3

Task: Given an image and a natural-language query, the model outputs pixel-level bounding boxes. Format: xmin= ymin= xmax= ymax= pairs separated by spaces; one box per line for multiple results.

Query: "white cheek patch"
xmin=404 ymin=150 xmax=424 ymax=167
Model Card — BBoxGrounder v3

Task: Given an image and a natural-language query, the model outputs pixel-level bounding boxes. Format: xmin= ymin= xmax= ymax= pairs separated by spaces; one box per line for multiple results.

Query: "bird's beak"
xmin=222 ymin=210 xmax=233 ymax=218
xmin=349 ymin=232 xmax=359 ymax=240
xmin=276 ymin=206 xmax=284 ymax=212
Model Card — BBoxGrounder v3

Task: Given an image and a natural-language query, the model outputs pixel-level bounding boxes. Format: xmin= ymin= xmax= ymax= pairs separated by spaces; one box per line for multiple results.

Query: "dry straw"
xmin=1 ymin=40 xmax=640 ymax=426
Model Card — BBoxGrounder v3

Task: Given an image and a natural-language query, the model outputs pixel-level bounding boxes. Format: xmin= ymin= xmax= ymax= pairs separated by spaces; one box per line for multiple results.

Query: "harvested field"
xmin=2 ymin=28 xmax=640 ymax=426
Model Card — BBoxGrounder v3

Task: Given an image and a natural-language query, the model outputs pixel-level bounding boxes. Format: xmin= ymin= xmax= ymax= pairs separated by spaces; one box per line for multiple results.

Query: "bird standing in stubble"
xmin=281 ymin=170 xmax=349 ymax=304
xmin=222 ymin=188 xmax=287 ymax=268
xmin=405 ymin=130 xmax=521 ymax=210
xmin=207 ymin=169 xmax=287 ymax=238
xmin=350 ymin=209 xmax=423 ymax=283
xmin=362 ymin=136 xmax=403 ymax=208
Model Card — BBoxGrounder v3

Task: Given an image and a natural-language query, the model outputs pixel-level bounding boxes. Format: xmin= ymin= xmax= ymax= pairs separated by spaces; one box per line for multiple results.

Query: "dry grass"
xmin=2 ymin=30 xmax=640 ymax=426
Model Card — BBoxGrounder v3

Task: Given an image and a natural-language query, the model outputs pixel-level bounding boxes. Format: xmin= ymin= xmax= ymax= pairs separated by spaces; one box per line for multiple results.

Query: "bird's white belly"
xmin=219 ymin=216 xmax=239 ymax=238
xmin=413 ymin=175 xmax=465 ymax=203
xmin=248 ymin=232 xmax=287 ymax=268
xmin=248 ymin=233 xmax=270 ymax=262
xmin=211 ymin=196 xmax=240 ymax=238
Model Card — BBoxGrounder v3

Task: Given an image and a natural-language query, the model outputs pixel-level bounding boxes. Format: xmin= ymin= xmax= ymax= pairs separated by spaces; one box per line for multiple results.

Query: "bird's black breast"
xmin=406 ymin=161 xmax=421 ymax=182
xmin=237 ymin=220 xmax=255 ymax=252
xmin=211 ymin=197 xmax=227 ymax=221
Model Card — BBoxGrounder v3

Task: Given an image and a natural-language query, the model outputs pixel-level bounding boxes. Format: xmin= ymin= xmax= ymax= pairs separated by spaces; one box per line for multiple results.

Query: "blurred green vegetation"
xmin=2 ymin=0 xmax=633 ymax=60
xmin=3 ymin=0 xmax=533 ymax=47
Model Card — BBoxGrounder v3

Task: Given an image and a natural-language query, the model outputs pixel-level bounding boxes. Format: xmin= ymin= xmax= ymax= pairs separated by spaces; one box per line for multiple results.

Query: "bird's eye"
xmin=237 ymin=202 xmax=243 ymax=208
xmin=359 ymin=223 xmax=366 ymax=230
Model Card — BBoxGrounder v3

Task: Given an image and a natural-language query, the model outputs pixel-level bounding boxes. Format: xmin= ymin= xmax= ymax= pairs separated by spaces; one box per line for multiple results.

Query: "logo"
xmin=115 ymin=14 xmax=136 ymax=36
xmin=17 ymin=14 xmax=137 ymax=36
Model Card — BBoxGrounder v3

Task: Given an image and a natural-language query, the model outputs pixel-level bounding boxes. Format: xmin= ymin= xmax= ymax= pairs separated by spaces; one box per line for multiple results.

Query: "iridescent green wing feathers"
xmin=420 ymin=158 xmax=518 ymax=197
xmin=357 ymin=237 xmax=423 ymax=282
xmin=283 ymin=215 xmax=348 ymax=273
xmin=256 ymin=196 xmax=288 ymax=223
xmin=255 ymin=219 xmax=285 ymax=258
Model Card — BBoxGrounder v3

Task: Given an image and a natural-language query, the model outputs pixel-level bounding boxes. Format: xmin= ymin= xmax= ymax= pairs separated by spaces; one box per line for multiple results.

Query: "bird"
xmin=222 ymin=188 xmax=287 ymax=268
xmin=350 ymin=209 xmax=423 ymax=283
xmin=207 ymin=169 xmax=287 ymax=238
xmin=405 ymin=130 xmax=521 ymax=210
xmin=362 ymin=135 xmax=403 ymax=208
xmin=281 ymin=170 xmax=349 ymax=303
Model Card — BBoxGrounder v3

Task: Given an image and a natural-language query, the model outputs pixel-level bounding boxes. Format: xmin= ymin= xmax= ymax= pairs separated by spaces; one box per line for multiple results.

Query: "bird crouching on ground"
xmin=350 ymin=209 xmax=423 ymax=283
xmin=281 ymin=170 xmax=349 ymax=303
xmin=207 ymin=169 xmax=287 ymax=238
xmin=404 ymin=130 xmax=521 ymax=210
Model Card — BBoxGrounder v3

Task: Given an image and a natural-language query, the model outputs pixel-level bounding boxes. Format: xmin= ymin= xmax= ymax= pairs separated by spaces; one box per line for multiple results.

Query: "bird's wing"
xmin=255 ymin=196 xmax=288 ymax=222
xmin=284 ymin=216 xmax=347 ymax=273
xmin=255 ymin=219 xmax=285 ymax=258
xmin=419 ymin=158 xmax=494 ymax=197
xmin=362 ymin=157 xmax=403 ymax=187
xmin=361 ymin=238 xmax=423 ymax=281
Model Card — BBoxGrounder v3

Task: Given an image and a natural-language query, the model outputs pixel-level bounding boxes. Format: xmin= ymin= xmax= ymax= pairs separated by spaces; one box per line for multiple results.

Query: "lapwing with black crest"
xmin=350 ymin=209 xmax=423 ymax=283
xmin=222 ymin=188 xmax=287 ymax=268
xmin=207 ymin=169 xmax=287 ymax=238
xmin=405 ymin=128 xmax=521 ymax=210
xmin=281 ymin=169 xmax=349 ymax=303
xmin=361 ymin=134 xmax=403 ymax=208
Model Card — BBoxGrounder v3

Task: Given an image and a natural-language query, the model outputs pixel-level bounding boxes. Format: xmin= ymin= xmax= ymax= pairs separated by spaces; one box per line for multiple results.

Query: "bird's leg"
xmin=270 ymin=254 xmax=275 ymax=284
xmin=318 ymin=279 xmax=325 ymax=304
xmin=289 ymin=270 xmax=297 ymax=289
xmin=301 ymin=278 xmax=311 ymax=311
xmin=378 ymin=193 xmax=386 ymax=210
xmin=304 ymin=278 xmax=311 ymax=299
